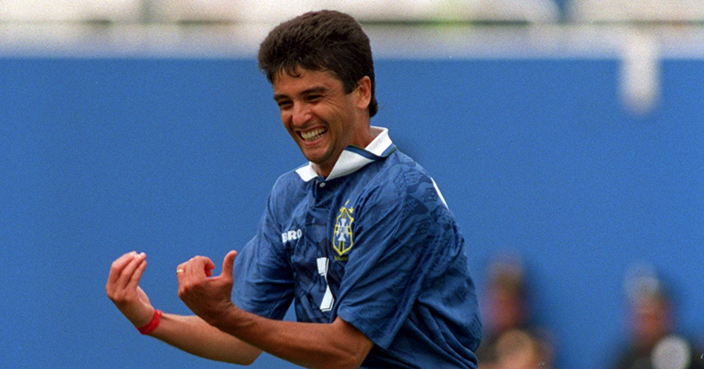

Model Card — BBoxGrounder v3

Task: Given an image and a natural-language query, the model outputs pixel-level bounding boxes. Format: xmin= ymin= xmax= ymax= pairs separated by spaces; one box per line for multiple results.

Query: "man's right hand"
xmin=106 ymin=251 xmax=154 ymax=328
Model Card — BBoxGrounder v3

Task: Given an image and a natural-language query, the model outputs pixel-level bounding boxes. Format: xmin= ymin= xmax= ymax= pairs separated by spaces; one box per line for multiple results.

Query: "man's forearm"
xmin=150 ymin=313 xmax=261 ymax=365
xmin=210 ymin=308 xmax=373 ymax=369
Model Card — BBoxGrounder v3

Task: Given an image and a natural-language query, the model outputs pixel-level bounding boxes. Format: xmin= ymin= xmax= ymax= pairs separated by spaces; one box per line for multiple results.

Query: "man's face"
xmin=273 ymin=68 xmax=371 ymax=177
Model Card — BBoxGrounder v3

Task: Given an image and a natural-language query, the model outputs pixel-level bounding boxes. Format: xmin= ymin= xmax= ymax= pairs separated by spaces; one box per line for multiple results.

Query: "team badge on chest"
xmin=333 ymin=200 xmax=354 ymax=259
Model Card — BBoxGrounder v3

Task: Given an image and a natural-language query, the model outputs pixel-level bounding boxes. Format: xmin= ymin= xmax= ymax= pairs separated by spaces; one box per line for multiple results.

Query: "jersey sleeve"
xmin=232 ymin=191 xmax=295 ymax=320
xmin=335 ymin=169 xmax=459 ymax=349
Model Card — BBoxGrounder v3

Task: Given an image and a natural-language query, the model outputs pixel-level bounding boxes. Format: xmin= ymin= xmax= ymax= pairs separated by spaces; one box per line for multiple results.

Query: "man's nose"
xmin=291 ymin=103 xmax=312 ymax=126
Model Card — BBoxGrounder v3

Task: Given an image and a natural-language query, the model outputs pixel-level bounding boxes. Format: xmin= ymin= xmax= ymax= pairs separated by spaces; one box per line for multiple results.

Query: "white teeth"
xmin=301 ymin=128 xmax=326 ymax=141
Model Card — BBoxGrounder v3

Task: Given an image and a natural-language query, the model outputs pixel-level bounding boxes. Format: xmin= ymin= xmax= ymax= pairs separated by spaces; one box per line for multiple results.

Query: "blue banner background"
xmin=2 ymin=57 xmax=703 ymax=369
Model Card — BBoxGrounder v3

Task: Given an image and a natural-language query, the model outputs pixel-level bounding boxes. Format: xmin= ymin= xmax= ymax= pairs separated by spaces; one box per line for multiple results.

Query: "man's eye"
xmin=307 ymin=95 xmax=322 ymax=102
xmin=277 ymin=101 xmax=292 ymax=109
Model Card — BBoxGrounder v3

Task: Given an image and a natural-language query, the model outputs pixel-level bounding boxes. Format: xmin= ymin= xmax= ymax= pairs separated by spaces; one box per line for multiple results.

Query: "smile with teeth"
xmin=300 ymin=128 xmax=327 ymax=141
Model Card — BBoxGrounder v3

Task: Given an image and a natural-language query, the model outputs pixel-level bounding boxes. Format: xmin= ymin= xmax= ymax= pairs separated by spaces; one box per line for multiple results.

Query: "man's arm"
xmin=178 ymin=252 xmax=374 ymax=369
xmin=217 ymin=310 xmax=372 ymax=369
xmin=151 ymin=313 xmax=261 ymax=364
xmin=106 ymin=252 xmax=261 ymax=365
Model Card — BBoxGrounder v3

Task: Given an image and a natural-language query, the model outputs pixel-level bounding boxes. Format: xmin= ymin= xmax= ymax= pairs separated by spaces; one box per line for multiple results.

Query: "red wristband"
xmin=137 ymin=309 xmax=163 ymax=335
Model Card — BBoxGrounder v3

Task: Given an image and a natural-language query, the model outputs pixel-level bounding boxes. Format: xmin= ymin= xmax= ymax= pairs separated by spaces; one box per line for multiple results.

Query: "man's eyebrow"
xmin=301 ymin=86 xmax=328 ymax=95
xmin=273 ymin=86 xmax=329 ymax=101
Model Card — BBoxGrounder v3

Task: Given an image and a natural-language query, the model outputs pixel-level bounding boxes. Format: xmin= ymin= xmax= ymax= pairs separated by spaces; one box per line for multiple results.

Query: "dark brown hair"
xmin=258 ymin=10 xmax=378 ymax=117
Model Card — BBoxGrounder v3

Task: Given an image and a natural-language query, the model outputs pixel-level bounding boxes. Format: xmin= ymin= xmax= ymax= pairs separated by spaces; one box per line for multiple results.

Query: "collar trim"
xmin=295 ymin=126 xmax=395 ymax=182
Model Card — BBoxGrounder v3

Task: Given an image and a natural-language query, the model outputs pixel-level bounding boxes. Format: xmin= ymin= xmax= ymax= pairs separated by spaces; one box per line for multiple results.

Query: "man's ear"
xmin=355 ymin=76 xmax=372 ymax=111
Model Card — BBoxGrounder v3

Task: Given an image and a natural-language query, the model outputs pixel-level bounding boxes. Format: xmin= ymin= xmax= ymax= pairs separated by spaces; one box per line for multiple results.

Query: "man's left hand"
xmin=177 ymin=250 xmax=238 ymax=325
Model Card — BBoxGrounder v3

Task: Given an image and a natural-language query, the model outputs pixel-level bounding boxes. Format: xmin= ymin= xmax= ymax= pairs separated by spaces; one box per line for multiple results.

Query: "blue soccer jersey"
xmin=232 ymin=127 xmax=482 ymax=368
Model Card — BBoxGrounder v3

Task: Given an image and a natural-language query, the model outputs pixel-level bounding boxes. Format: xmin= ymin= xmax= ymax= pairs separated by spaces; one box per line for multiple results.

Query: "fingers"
xmin=176 ymin=261 xmax=186 ymax=283
xmin=176 ymin=252 xmax=238 ymax=301
xmin=178 ymin=252 xmax=236 ymax=281
xmin=107 ymin=252 xmax=146 ymax=294
xmin=128 ymin=258 xmax=148 ymax=291
xmin=221 ymin=250 xmax=238 ymax=279
xmin=177 ymin=256 xmax=215 ymax=282
xmin=204 ymin=259 xmax=215 ymax=277
xmin=107 ymin=251 xmax=138 ymax=286
xmin=117 ymin=252 xmax=146 ymax=290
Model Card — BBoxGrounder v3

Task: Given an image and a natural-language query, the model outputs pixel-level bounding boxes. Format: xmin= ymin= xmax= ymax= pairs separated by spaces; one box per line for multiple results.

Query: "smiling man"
xmin=107 ymin=10 xmax=482 ymax=369
xmin=273 ymin=68 xmax=374 ymax=178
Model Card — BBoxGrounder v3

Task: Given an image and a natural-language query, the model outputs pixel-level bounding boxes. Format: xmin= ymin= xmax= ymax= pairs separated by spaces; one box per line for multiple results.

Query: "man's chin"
xmin=301 ymin=148 xmax=328 ymax=164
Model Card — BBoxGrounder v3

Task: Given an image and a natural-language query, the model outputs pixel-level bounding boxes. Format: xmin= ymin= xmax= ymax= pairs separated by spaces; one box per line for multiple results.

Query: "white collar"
xmin=295 ymin=126 xmax=396 ymax=182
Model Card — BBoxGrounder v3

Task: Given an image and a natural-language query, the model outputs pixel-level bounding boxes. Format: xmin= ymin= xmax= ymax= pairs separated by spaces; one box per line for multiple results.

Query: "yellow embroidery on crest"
xmin=333 ymin=200 xmax=354 ymax=256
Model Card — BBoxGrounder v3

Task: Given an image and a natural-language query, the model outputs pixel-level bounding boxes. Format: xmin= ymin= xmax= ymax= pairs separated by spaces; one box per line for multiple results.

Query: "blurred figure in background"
xmin=610 ymin=263 xmax=704 ymax=369
xmin=476 ymin=252 xmax=555 ymax=369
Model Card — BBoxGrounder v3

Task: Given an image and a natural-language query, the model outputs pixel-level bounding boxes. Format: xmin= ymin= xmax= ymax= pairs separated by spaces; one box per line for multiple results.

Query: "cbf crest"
xmin=333 ymin=200 xmax=354 ymax=260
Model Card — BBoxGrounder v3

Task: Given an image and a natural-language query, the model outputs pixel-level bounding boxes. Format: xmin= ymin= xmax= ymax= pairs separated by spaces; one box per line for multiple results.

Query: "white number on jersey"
xmin=316 ymin=257 xmax=334 ymax=312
